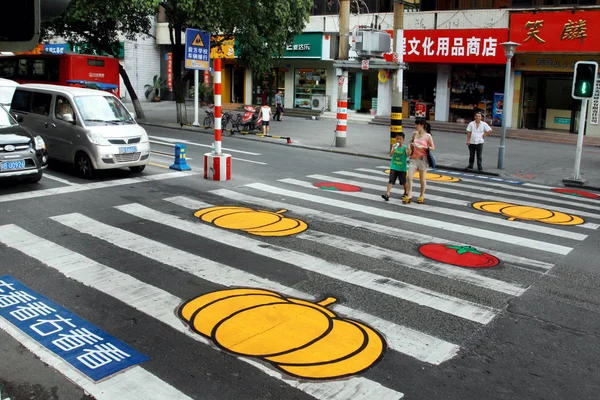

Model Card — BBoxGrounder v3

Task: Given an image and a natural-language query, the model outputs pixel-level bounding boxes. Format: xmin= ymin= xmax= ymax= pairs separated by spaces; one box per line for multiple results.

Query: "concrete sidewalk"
xmin=128 ymin=100 xmax=600 ymax=191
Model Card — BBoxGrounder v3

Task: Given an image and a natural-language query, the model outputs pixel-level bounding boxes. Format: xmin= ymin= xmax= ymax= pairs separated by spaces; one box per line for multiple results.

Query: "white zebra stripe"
xmin=46 ymin=214 xmax=460 ymax=365
xmin=244 ymin=183 xmax=572 ymax=255
xmin=0 ymin=224 xmax=404 ymax=400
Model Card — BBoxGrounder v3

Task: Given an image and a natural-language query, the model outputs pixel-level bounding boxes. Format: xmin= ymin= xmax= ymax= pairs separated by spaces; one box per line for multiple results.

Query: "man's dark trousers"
xmin=468 ymin=143 xmax=484 ymax=170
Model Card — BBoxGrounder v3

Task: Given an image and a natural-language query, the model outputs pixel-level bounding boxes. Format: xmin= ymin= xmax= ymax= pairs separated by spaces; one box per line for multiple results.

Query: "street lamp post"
xmin=497 ymin=41 xmax=520 ymax=170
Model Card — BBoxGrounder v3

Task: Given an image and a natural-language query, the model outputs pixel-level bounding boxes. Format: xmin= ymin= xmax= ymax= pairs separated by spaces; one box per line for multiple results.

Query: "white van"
xmin=0 ymin=78 xmax=19 ymax=109
xmin=10 ymin=84 xmax=150 ymax=178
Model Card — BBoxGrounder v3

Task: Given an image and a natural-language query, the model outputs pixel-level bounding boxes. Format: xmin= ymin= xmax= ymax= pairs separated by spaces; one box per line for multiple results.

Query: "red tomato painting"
xmin=313 ymin=182 xmax=361 ymax=192
xmin=419 ymin=244 xmax=499 ymax=268
xmin=551 ymin=188 xmax=599 ymax=199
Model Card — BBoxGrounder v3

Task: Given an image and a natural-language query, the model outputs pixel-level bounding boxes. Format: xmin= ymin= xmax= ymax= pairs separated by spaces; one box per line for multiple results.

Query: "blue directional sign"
xmin=0 ymin=276 xmax=149 ymax=381
xmin=44 ymin=43 xmax=70 ymax=54
xmin=185 ymin=28 xmax=211 ymax=70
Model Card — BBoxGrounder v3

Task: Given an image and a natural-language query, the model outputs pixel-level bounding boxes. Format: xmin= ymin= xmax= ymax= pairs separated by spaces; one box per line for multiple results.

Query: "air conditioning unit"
xmin=311 ymin=95 xmax=327 ymax=111
xmin=353 ymin=29 xmax=391 ymax=59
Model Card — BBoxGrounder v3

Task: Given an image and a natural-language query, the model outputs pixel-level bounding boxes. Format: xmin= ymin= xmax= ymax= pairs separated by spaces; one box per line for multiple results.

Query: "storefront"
xmin=211 ymin=37 xmax=245 ymax=104
xmin=377 ymin=28 xmax=509 ymax=123
xmin=509 ymin=10 xmax=600 ymax=136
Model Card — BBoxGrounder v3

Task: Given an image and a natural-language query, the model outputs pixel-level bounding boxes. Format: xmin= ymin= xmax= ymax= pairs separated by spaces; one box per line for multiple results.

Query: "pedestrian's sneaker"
xmin=466 ymin=166 xmax=473 ymax=170
xmin=478 ymin=167 xmax=483 ymax=172
xmin=381 ymin=194 xmax=390 ymax=201
xmin=402 ymin=196 xmax=411 ymax=204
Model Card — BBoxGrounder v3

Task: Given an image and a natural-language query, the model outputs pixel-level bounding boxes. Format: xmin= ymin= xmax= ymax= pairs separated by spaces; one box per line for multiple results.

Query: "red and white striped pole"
xmin=335 ymin=70 xmax=349 ymax=147
xmin=204 ymin=58 xmax=231 ymax=181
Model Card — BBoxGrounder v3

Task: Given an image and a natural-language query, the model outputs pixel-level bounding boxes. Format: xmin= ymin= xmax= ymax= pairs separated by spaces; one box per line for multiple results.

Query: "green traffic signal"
xmin=572 ymin=62 xmax=598 ymax=99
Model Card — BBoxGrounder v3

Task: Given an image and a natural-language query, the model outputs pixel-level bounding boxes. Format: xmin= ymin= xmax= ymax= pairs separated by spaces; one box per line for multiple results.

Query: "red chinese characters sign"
xmin=167 ymin=53 xmax=173 ymax=90
xmin=510 ymin=10 xmax=600 ymax=53
xmin=384 ymin=29 xmax=508 ymax=64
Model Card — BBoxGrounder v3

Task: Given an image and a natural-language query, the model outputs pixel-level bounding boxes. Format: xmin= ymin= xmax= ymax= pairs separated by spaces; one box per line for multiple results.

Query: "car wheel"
xmin=75 ymin=152 xmax=94 ymax=179
xmin=26 ymin=172 xmax=43 ymax=183
xmin=129 ymin=165 xmax=146 ymax=173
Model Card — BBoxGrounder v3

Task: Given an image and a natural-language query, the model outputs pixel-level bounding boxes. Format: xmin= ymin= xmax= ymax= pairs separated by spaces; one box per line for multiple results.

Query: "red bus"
xmin=0 ymin=53 xmax=121 ymax=97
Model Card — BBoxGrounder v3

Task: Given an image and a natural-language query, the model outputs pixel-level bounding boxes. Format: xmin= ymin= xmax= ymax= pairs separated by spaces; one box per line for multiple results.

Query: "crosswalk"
xmin=1 ymin=166 xmax=599 ymax=400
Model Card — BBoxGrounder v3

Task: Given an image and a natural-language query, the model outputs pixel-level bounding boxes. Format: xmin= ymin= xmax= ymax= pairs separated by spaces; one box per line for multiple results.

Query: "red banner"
xmin=510 ymin=10 xmax=600 ymax=53
xmin=384 ymin=29 xmax=508 ymax=64
xmin=167 ymin=53 xmax=173 ymax=90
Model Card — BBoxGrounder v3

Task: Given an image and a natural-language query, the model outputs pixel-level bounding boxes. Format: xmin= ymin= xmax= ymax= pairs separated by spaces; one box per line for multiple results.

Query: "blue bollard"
xmin=169 ymin=143 xmax=192 ymax=171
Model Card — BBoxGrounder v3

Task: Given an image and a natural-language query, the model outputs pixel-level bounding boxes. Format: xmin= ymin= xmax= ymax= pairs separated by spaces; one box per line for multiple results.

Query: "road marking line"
xmin=112 ymin=204 xmax=499 ymax=324
xmin=0 ymin=171 xmax=196 ymax=204
xmin=0 ymin=224 xmax=404 ymax=400
xmin=42 ymin=174 xmax=75 ymax=185
xmin=149 ymin=162 xmax=170 ymax=169
xmin=293 ymin=177 xmax=589 ymax=239
xmin=344 ymin=170 xmax=600 ymax=223
xmin=149 ymin=135 xmax=262 ymax=156
xmin=245 ymin=183 xmax=572 ymax=255
xmin=232 ymin=157 xmax=267 ymax=165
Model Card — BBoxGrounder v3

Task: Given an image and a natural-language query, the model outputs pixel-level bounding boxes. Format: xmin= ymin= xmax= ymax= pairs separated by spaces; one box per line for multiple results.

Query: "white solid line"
xmin=42 ymin=174 xmax=75 ymax=185
xmin=0 ymin=171 xmax=196 ymax=204
xmin=0 ymin=319 xmax=193 ymax=400
xmin=151 ymin=152 xmax=194 ymax=160
xmin=246 ymin=183 xmax=572 ymax=255
xmin=149 ymin=135 xmax=262 ymax=156
xmin=341 ymin=170 xmax=600 ymax=223
xmin=167 ymin=196 xmax=526 ymax=296
xmin=112 ymin=204 xmax=499 ymax=324
xmin=292 ymin=177 xmax=589 ymax=239
xmin=0 ymin=225 xmax=403 ymax=400
xmin=49 ymin=212 xmax=459 ymax=365
xmin=232 ymin=157 xmax=267 ymax=165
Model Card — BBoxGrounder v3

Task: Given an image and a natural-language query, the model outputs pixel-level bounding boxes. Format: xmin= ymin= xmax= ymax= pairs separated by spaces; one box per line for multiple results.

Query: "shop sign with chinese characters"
xmin=384 ymin=29 xmax=509 ymax=64
xmin=591 ymin=75 xmax=600 ymax=126
xmin=0 ymin=276 xmax=148 ymax=381
xmin=510 ymin=10 xmax=600 ymax=53
xmin=515 ymin=54 xmax=600 ymax=72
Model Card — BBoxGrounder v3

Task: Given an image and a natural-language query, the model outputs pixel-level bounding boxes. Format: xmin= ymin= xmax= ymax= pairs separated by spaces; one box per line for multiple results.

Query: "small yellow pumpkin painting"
xmin=178 ymin=288 xmax=387 ymax=380
xmin=385 ymin=169 xmax=460 ymax=182
xmin=472 ymin=201 xmax=584 ymax=225
xmin=194 ymin=206 xmax=308 ymax=237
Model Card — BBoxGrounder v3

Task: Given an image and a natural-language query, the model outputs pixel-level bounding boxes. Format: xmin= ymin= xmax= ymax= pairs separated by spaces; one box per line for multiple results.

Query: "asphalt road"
xmin=1 ymin=124 xmax=599 ymax=400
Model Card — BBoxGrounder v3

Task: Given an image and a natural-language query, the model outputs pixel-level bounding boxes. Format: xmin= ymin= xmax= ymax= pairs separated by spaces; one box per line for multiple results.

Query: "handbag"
xmin=426 ymin=148 xmax=436 ymax=169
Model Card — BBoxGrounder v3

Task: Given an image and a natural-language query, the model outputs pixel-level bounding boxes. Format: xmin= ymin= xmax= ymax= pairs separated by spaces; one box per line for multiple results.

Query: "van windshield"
xmin=74 ymin=95 xmax=135 ymax=125
xmin=0 ymin=105 xmax=18 ymax=128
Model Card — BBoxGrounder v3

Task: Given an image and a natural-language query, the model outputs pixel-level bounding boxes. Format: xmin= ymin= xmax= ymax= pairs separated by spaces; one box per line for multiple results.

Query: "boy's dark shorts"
xmin=389 ymin=169 xmax=406 ymax=185
xmin=262 ymin=121 xmax=270 ymax=126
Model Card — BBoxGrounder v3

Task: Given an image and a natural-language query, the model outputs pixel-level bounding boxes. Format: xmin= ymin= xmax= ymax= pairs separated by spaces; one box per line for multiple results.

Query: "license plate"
xmin=0 ymin=160 xmax=25 ymax=171
xmin=119 ymin=146 xmax=137 ymax=154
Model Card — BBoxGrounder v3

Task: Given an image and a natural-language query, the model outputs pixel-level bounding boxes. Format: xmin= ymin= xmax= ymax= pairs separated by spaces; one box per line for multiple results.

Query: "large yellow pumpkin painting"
xmin=178 ymin=288 xmax=387 ymax=380
xmin=385 ymin=169 xmax=460 ymax=182
xmin=194 ymin=206 xmax=308 ymax=237
xmin=473 ymin=201 xmax=584 ymax=225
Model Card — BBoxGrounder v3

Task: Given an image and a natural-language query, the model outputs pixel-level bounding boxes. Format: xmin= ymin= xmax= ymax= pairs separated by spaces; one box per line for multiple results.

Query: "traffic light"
xmin=0 ymin=0 xmax=71 ymax=52
xmin=572 ymin=61 xmax=598 ymax=100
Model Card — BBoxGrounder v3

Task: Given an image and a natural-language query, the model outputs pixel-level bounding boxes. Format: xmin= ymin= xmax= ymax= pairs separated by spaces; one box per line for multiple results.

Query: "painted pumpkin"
xmin=194 ymin=206 xmax=308 ymax=236
xmin=313 ymin=182 xmax=361 ymax=192
xmin=385 ymin=169 xmax=460 ymax=182
xmin=179 ymin=288 xmax=386 ymax=380
xmin=419 ymin=244 xmax=499 ymax=268
xmin=472 ymin=201 xmax=584 ymax=226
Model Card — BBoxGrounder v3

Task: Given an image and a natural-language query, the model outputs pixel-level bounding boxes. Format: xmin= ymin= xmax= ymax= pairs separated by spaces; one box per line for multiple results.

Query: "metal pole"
xmin=214 ymin=58 xmax=222 ymax=155
xmin=573 ymin=99 xmax=588 ymax=180
xmin=390 ymin=1 xmax=404 ymax=151
xmin=336 ymin=0 xmax=350 ymax=148
xmin=497 ymin=55 xmax=512 ymax=169
xmin=193 ymin=69 xmax=200 ymax=126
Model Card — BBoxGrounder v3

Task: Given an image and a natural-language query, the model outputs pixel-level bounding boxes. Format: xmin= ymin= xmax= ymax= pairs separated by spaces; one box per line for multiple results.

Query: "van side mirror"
xmin=12 ymin=113 xmax=23 ymax=123
xmin=62 ymin=113 xmax=74 ymax=123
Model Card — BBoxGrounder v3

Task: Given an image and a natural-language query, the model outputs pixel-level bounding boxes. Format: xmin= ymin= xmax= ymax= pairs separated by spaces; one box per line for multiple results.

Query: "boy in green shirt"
xmin=382 ymin=132 xmax=411 ymax=201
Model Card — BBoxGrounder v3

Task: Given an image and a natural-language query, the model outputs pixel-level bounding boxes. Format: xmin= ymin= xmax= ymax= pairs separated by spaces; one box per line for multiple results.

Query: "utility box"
xmin=353 ymin=29 xmax=391 ymax=59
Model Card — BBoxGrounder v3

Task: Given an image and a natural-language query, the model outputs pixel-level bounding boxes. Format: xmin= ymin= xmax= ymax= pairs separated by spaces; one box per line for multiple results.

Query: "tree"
xmin=42 ymin=0 xmax=161 ymax=120
xmin=160 ymin=0 xmax=312 ymax=125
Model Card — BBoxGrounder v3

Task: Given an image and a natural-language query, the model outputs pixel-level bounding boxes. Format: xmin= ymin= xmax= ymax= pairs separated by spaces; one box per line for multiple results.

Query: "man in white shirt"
xmin=466 ymin=112 xmax=492 ymax=171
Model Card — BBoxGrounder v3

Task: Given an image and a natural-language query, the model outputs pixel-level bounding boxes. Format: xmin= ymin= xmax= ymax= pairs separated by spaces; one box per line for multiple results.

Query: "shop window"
xmin=294 ymin=69 xmax=327 ymax=109
xmin=449 ymin=66 xmax=504 ymax=125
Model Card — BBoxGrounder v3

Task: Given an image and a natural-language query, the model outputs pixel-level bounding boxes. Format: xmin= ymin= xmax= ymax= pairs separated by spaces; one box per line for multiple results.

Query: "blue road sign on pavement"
xmin=0 ymin=275 xmax=149 ymax=381
xmin=185 ymin=28 xmax=211 ymax=70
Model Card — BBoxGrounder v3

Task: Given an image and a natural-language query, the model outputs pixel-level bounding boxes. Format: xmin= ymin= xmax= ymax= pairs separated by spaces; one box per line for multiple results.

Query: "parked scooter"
xmin=235 ymin=106 xmax=262 ymax=133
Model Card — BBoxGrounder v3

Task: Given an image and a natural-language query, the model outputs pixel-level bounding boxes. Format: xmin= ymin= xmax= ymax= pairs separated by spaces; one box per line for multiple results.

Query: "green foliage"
xmin=188 ymin=82 xmax=213 ymax=99
xmin=145 ymin=75 xmax=169 ymax=100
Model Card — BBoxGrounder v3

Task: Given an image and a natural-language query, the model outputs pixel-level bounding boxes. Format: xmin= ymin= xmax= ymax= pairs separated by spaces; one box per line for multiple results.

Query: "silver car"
xmin=10 ymin=84 xmax=150 ymax=178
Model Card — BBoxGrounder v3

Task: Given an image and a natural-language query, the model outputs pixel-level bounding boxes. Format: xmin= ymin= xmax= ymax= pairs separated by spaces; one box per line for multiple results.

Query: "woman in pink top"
xmin=404 ymin=118 xmax=435 ymax=204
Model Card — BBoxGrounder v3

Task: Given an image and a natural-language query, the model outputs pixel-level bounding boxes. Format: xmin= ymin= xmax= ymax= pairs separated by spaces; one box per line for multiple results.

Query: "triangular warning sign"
xmin=192 ymin=33 xmax=205 ymax=47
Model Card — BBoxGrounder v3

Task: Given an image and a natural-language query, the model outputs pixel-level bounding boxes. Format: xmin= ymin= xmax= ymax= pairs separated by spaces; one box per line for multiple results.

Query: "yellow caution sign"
xmin=192 ymin=33 xmax=205 ymax=47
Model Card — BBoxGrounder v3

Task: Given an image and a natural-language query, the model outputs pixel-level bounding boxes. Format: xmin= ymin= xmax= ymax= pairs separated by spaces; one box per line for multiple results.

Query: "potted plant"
xmin=188 ymin=82 xmax=214 ymax=102
xmin=144 ymin=75 xmax=168 ymax=102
